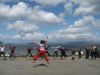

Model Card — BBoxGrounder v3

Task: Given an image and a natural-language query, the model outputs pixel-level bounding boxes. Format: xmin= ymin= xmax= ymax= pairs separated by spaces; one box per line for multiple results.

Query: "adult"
xmin=33 ymin=40 xmax=49 ymax=64
xmin=10 ymin=46 xmax=16 ymax=60
xmin=0 ymin=45 xmax=6 ymax=60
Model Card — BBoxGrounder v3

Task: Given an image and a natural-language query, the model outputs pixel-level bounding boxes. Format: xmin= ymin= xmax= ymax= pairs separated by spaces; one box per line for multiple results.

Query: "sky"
xmin=0 ymin=0 xmax=100 ymax=44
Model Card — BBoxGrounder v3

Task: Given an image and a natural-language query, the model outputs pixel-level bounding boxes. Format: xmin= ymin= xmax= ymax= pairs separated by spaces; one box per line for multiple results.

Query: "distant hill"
xmin=49 ymin=41 xmax=100 ymax=49
xmin=0 ymin=41 xmax=3 ymax=45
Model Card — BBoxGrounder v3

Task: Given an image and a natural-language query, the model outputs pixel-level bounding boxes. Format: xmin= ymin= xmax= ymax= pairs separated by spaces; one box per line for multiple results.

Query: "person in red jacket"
xmin=33 ymin=40 xmax=49 ymax=64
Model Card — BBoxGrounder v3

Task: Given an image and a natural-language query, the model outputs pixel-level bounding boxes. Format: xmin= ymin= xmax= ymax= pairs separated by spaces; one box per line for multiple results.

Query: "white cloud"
xmin=28 ymin=8 xmax=62 ymax=24
xmin=64 ymin=2 xmax=73 ymax=14
xmin=74 ymin=0 xmax=100 ymax=15
xmin=49 ymin=16 xmax=100 ymax=42
xmin=33 ymin=0 xmax=65 ymax=6
xmin=7 ymin=21 xmax=38 ymax=32
xmin=0 ymin=2 xmax=62 ymax=24
xmin=11 ymin=32 xmax=46 ymax=43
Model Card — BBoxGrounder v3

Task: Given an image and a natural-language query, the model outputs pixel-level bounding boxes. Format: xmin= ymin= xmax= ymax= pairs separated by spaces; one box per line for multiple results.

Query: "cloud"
xmin=74 ymin=0 xmax=100 ymax=15
xmin=9 ymin=31 xmax=46 ymax=43
xmin=7 ymin=21 xmax=38 ymax=32
xmin=0 ymin=31 xmax=46 ymax=43
xmin=48 ymin=16 xmax=100 ymax=42
xmin=0 ymin=2 xmax=62 ymax=24
xmin=64 ymin=2 xmax=73 ymax=14
xmin=33 ymin=0 xmax=65 ymax=6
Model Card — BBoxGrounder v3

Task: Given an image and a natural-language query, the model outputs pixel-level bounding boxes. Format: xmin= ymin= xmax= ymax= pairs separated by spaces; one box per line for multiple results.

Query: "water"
xmin=3 ymin=43 xmax=100 ymax=57
xmin=3 ymin=44 xmax=72 ymax=56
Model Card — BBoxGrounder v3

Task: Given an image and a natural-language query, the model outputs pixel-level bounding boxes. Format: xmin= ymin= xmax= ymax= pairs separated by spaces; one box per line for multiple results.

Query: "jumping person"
xmin=0 ymin=45 xmax=6 ymax=60
xmin=26 ymin=48 xmax=33 ymax=58
xmin=33 ymin=40 xmax=49 ymax=64
xmin=10 ymin=46 xmax=16 ymax=60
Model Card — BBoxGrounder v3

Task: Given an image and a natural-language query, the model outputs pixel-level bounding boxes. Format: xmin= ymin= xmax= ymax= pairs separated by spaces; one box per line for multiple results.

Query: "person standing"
xmin=78 ymin=49 xmax=82 ymax=59
xmin=91 ymin=46 xmax=97 ymax=59
xmin=0 ymin=45 xmax=6 ymax=60
xmin=10 ymin=46 xmax=16 ymax=60
xmin=53 ymin=47 xmax=58 ymax=58
xmin=45 ymin=36 xmax=51 ymax=56
xmin=45 ymin=45 xmax=51 ymax=56
xmin=33 ymin=40 xmax=49 ymax=64
xmin=85 ymin=47 xmax=90 ymax=59
xmin=72 ymin=49 xmax=76 ymax=60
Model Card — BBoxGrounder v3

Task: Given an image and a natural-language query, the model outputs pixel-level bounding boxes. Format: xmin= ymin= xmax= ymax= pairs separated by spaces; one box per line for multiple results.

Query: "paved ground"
xmin=0 ymin=57 xmax=100 ymax=75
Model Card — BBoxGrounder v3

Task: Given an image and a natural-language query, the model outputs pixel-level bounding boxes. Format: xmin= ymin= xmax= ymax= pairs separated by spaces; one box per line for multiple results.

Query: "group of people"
xmin=0 ymin=40 xmax=99 ymax=64
xmin=0 ymin=45 xmax=16 ymax=60
xmin=85 ymin=46 xmax=97 ymax=60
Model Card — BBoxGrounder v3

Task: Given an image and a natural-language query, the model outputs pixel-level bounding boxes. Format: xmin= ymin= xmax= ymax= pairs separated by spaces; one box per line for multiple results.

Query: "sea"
xmin=2 ymin=43 xmax=100 ymax=57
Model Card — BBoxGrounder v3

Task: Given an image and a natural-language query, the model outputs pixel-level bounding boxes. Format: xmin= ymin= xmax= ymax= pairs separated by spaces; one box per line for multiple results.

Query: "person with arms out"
xmin=0 ymin=45 xmax=6 ymax=60
xmin=33 ymin=40 xmax=49 ymax=64
xmin=59 ymin=46 xmax=68 ymax=60
xmin=26 ymin=48 xmax=33 ymax=58
xmin=10 ymin=46 xmax=16 ymax=60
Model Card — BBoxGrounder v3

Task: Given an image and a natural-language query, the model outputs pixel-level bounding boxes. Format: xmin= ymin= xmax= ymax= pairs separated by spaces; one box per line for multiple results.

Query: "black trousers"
xmin=0 ymin=52 xmax=6 ymax=60
xmin=10 ymin=53 xmax=16 ymax=59
xmin=91 ymin=52 xmax=97 ymax=59
xmin=26 ymin=52 xmax=33 ymax=57
xmin=46 ymin=51 xmax=51 ymax=56
xmin=60 ymin=52 xmax=68 ymax=59
xmin=53 ymin=51 xmax=58 ymax=57
xmin=86 ymin=53 xmax=89 ymax=59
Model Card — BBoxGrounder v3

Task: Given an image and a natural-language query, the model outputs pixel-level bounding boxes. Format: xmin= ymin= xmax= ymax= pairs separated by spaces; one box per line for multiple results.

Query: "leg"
xmin=3 ymin=52 xmax=6 ymax=60
xmin=55 ymin=51 xmax=58 ymax=57
xmin=53 ymin=51 xmax=56 ymax=57
xmin=33 ymin=51 xmax=41 ymax=61
xmin=46 ymin=51 xmax=50 ymax=56
xmin=10 ymin=53 xmax=13 ymax=59
xmin=26 ymin=52 xmax=29 ymax=57
xmin=13 ymin=53 xmax=16 ymax=59
xmin=42 ymin=51 xmax=49 ymax=63
xmin=60 ymin=53 xmax=63 ymax=59
xmin=29 ymin=52 xmax=33 ymax=57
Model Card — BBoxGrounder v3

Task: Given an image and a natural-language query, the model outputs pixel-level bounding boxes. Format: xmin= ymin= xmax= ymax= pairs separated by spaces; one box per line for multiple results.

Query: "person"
xmin=78 ymin=49 xmax=82 ymax=59
xmin=85 ymin=47 xmax=90 ymax=59
xmin=72 ymin=49 xmax=76 ymax=60
xmin=10 ymin=46 xmax=16 ymax=60
xmin=0 ymin=45 xmax=6 ymax=60
xmin=33 ymin=40 xmax=49 ymax=64
xmin=91 ymin=46 xmax=97 ymax=59
xmin=26 ymin=48 xmax=33 ymax=58
xmin=45 ymin=45 xmax=51 ymax=56
xmin=59 ymin=46 xmax=68 ymax=59
xmin=53 ymin=47 xmax=58 ymax=58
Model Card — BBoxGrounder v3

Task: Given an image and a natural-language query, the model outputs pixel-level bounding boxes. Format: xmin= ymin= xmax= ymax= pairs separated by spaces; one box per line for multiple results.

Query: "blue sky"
xmin=0 ymin=0 xmax=100 ymax=43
